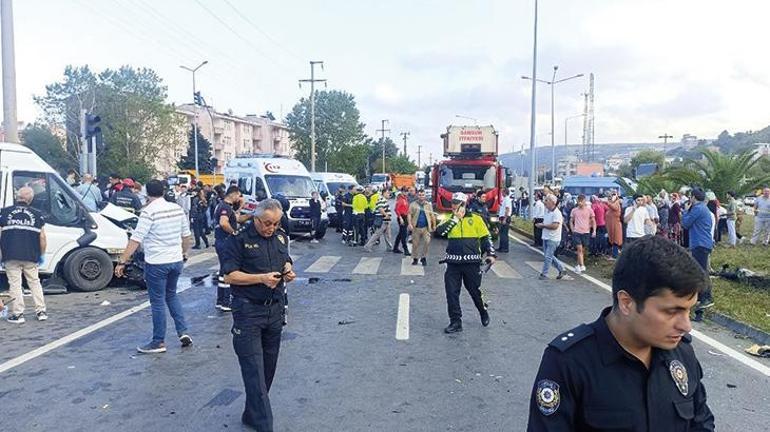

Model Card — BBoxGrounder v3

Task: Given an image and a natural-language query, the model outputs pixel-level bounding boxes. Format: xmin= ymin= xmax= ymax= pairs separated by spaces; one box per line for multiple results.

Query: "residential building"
xmin=556 ymin=155 xmax=579 ymax=178
xmin=752 ymin=143 xmax=770 ymax=161
xmin=174 ymin=104 xmax=291 ymax=174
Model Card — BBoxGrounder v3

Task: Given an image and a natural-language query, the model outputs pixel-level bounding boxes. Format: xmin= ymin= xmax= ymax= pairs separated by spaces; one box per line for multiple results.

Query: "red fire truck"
xmin=425 ymin=125 xmax=511 ymax=237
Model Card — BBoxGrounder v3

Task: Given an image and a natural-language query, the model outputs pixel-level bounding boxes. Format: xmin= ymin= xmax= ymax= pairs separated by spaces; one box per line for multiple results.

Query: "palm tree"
xmin=664 ymin=149 xmax=770 ymax=200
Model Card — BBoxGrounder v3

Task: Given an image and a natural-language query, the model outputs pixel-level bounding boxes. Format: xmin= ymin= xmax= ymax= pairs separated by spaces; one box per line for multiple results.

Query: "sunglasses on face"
xmin=256 ymin=218 xmax=281 ymax=228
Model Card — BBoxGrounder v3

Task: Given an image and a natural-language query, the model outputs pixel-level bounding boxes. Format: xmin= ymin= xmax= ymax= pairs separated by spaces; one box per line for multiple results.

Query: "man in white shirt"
xmin=497 ymin=192 xmax=513 ymax=253
xmin=624 ymin=194 xmax=651 ymax=243
xmin=535 ymin=194 xmax=565 ymax=280
xmin=644 ymin=195 xmax=659 ymax=236
xmin=115 ymin=180 xmax=193 ymax=354
xmin=531 ymin=193 xmax=546 ymax=247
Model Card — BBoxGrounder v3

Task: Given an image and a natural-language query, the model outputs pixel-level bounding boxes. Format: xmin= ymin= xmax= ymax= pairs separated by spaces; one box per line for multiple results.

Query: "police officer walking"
xmin=214 ymin=186 xmax=250 ymax=312
xmin=220 ymin=199 xmax=296 ymax=432
xmin=527 ymin=236 xmax=714 ymax=431
xmin=341 ymin=185 xmax=355 ymax=246
xmin=436 ymin=192 xmax=496 ymax=333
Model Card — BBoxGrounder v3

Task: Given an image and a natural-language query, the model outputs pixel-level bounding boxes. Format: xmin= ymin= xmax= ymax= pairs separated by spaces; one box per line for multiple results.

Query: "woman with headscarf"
xmin=605 ymin=190 xmax=623 ymax=260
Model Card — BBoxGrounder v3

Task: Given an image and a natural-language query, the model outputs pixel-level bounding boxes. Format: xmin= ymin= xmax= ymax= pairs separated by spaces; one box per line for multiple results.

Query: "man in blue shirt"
xmin=681 ymin=187 xmax=714 ymax=321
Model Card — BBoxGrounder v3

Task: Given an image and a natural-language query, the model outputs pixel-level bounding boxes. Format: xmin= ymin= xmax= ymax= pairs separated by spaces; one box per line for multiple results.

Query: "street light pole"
xmin=180 ymin=60 xmax=208 ymax=178
xmin=526 ymin=0 xmax=538 ymax=219
xmin=1 ymin=0 xmax=18 ymax=144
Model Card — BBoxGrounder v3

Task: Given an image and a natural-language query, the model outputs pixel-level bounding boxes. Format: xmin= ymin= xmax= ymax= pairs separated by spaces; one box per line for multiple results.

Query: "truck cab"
xmin=0 ymin=143 xmax=138 ymax=292
xmin=224 ymin=154 xmax=328 ymax=237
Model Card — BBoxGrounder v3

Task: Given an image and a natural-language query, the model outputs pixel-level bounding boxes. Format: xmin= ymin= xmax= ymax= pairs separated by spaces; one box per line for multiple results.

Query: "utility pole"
xmin=400 ymin=131 xmax=410 ymax=156
xmin=376 ymin=119 xmax=390 ymax=173
xmin=526 ymin=0 xmax=539 ymax=218
xmin=1 ymin=0 xmax=18 ymax=143
xmin=299 ymin=61 xmax=326 ymax=172
xmin=428 ymin=152 xmax=432 ymax=166
xmin=417 ymin=145 xmax=422 ymax=167
xmin=180 ymin=60 xmax=208 ymax=177
xmin=659 ymin=133 xmax=673 ymax=154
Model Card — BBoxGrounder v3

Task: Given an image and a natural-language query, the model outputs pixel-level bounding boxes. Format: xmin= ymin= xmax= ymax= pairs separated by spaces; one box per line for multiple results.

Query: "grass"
xmin=510 ymin=214 xmax=770 ymax=334
xmin=509 ymin=216 xmax=534 ymax=236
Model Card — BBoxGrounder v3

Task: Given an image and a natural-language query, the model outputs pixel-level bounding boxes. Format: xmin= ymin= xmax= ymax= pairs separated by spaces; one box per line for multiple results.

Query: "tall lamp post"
xmin=523 ymin=67 xmax=583 ymax=184
xmin=180 ymin=60 xmax=208 ymax=178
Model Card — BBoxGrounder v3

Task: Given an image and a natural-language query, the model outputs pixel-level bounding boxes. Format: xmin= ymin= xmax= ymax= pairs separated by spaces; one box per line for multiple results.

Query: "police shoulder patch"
xmin=234 ymin=220 xmax=253 ymax=236
xmin=548 ymin=324 xmax=594 ymax=352
xmin=669 ymin=359 xmax=689 ymax=396
xmin=535 ymin=379 xmax=561 ymax=416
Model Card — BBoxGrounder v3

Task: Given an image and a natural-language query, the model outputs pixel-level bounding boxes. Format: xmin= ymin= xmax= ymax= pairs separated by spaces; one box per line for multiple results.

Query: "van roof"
xmin=224 ymin=156 xmax=311 ymax=177
xmin=0 ymin=142 xmax=34 ymax=153
xmin=311 ymin=172 xmax=357 ymax=181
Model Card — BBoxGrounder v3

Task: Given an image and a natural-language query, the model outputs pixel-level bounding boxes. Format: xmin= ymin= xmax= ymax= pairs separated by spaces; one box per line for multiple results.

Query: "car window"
xmin=13 ymin=171 xmax=80 ymax=226
xmin=238 ymin=175 xmax=253 ymax=195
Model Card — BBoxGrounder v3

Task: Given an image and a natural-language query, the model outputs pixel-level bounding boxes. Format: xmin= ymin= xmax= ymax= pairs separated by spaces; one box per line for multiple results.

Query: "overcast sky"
xmin=11 ymin=0 xmax=770 ymax=161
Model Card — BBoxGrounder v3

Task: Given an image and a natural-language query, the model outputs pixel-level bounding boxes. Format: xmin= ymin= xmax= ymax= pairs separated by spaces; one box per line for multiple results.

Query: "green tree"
xmin=178 ymin=128 xmax=217 ymax=173
xmin=286 ymin=90 xmax=367 ymax=172
xmin=35 ymin=65 xmax=183 ymax=181
xmin=665 ymin=149 xmax=770 ymax=200
xmin=21 ymin=123 xmax=78 ymax=174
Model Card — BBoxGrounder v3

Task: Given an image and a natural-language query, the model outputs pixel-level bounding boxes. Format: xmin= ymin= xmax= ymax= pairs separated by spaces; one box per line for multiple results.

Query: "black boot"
xmin=444 ymin=321 xmax=463 ymax=333
xmin=480 ymin=310 xmax=490 ymax=327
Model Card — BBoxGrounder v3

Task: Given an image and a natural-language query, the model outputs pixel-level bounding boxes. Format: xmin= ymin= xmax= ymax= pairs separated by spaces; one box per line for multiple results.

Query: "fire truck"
xmin=425 ymin=125 xmax=512 ymax=238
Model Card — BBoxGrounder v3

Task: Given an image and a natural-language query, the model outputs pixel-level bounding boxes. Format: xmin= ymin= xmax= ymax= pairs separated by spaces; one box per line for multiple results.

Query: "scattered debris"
xmin=67 ymin=365 xmax=75 ymax=369
xmin=337 ymin=320 xmax=356 ymax=325
xmin=99 ymin=300 xmax=111 ymax=306
xmin=726 ymin=383 xmax=737 ymax=389
xmin=475 ymin=373 xmax=481 ymax=377
xmin=207 ymin=316 xmax=216 ymax=319
xmin=745 ymin=344 xmax=770 ymax=358
xmin=409 ymin=280 xmax=414 ymax=284
xmin=707 ymin=350 xmax=726 ymax=357
xmin=102 ymin=404 xmax=110 ymax=409
xmin=454 ymin=379 xmax=462 ymax=384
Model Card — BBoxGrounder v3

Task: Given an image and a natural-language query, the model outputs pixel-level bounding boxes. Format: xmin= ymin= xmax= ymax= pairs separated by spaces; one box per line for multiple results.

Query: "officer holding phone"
xmin=220 ymin=198 xmax=296 ymax=432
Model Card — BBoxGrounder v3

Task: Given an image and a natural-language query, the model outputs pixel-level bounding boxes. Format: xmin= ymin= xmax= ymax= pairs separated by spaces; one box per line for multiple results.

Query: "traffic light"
xmin=85 ymin=113 xmax=101 ymax=140
xmin=194 ymin=91 xmax=203 ymax=106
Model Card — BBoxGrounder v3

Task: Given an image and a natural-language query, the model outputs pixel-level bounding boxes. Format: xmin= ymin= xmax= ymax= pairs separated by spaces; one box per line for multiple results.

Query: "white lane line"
xmin=396 ymin=293 xmax=410 ymax=340
xmin=525 ymin=261 xmax=574 ymax=280
xmin=509 ymin=231 xmax=770 ymax=377
xmin=400 ymin=257 xmax=425 ymax=276
xmin=304 ymin=256 xmax=341 ymax=273
xmin=0 ymin=284 xmax=194 ymax=375
xmin=185 ymin=251 xmax=216 ymax=266
xmin=352 ymin=257 xmax=382 ymax=275
xmin=490 ymin=260 xmax=522 ymax=279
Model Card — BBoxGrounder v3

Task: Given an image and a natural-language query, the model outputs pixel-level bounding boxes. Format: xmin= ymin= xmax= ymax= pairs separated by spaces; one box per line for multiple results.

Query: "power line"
xmin=221 ymin=0 xmax=304 ymax=64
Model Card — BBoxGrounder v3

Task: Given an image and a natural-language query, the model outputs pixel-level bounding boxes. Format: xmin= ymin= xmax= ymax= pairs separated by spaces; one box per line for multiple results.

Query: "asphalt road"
xmin=1 ymin=230 xmax=769 ymax=431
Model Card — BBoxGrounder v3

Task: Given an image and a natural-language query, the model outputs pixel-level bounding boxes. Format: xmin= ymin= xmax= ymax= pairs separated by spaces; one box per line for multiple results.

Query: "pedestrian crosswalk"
xmin=299 ymin=254 xmax=548 ymax=279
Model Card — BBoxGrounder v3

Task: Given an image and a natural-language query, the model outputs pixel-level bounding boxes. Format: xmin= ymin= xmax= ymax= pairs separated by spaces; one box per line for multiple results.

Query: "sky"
xmin=9 ymin=0 xmax=770 ymax=163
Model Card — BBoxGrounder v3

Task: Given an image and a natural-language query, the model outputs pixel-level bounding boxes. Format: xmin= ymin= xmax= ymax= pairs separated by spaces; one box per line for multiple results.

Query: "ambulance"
xmin=310 ymin=172 xmax=358 ymax=228
xmin=223 ymin=154 xmax=328 ymax=237
xmin=0 ymin=142 xmax=141 ymax=293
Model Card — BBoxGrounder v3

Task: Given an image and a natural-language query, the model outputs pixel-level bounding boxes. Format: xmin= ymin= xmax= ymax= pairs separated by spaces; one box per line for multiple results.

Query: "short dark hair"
xmin=612 ymin=236 xmax=708 ymax=311
xmin=225 ymin=185 xmax=240 ymax=196
xmin=632 ymin=194 xmax=643 ymax=200
xmin=691 ymin=187 xmax=706 ymax=202
xmin=727 ymin=190 xmax=736 ymax=198
xmin=146 ymin=180 xmax=165 ymax=198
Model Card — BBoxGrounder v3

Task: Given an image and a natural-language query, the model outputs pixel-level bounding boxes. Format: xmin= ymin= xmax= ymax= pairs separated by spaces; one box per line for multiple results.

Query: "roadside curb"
xmin=708 ymin=312 xmax=770 ymax=346
xmin=508 ymin=230 xmax=770 ymax=346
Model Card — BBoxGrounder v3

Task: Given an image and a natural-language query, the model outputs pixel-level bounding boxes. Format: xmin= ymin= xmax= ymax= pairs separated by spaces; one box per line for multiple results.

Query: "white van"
xmin=224 ymin=155 xmax=328 ymax=237
xmin=310 ymin=172 xmax=358 ymax=228
xmin=0 ymin=143 xmax=140 ymax=292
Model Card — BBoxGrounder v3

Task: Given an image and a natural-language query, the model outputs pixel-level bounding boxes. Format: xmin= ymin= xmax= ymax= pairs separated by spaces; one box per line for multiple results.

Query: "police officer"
xmin=341 ymin=185 xmax=354 ymax=246
xmin=333 ymin=186 xmax=344 ymax=233
xmin=109 ymin=178 xmax=142 ymax=213
xmin=436 ymin=192 xmax=496 ymax=333
xmin=214 ymin=185 xmax=250 ymax=311
xmin=527 ymin=235 xmax=715 ymax=431
xmin=221 ymin=198 xmax=295 ymax=432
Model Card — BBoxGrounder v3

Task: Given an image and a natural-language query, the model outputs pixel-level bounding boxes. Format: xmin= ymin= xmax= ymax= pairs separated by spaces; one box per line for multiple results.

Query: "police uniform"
xmin=341 ymin=190 xmax=354 ymax=245
xmin=214 ymin=200 xmax=237 ymax=309
xmin=436 ymin=210 xmax=495 ymax=330
xmin=109 ymin=188 xmax=142 ymax=213
xmin=527 ymin=307 xmax=715 ymax=431
xmin=220 ymin=222 xmax=292 ymax=432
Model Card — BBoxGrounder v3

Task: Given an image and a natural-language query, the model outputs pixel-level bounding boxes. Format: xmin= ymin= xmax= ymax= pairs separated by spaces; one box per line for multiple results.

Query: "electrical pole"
xmin=1 ymin=0 xmax=18 ymax=143
xmin=659 ymin=133 xmax=673 ymax=154
xmin=526 ymin=0 xmax=538 ymax=218
xmin=376 ymin=119 xmax=390 ymax=173
xmin=400 ymin=131 xmax=410 ymax=156
xmin=299 ymin=61 xmax=326 ymax=172
xmin=417 ymin=145 xmax=422 ymax=167
xmin=428 ymin=151 xmax=432 ymax=166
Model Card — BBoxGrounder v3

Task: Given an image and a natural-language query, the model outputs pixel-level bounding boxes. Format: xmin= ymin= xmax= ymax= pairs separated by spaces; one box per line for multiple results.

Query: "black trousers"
xmin=342 ymin=211 xmax=354 ymax=243
xmin=215 ymin=242 xmax=231 ymax=306
xmin=193 ymin=219 xmax=209 ymax=247
xmin=498 ymin=220 xmax=510 ymax=252
xmin=394 ymin=220 xmax=409 ymax=252
xmin=533 ymin=218 xmax=544 ymax=246
xmin=354 ymin=213 xmax=367 ymax=244
xmin=232 ymin=296 xmax=284 ymax=432
xmin=444 ymin=263 xmax=486 ymax=323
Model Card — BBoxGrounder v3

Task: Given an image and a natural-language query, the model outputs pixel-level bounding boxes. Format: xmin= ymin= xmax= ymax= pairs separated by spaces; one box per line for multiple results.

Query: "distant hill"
xmin=713 ymin=125 xmax=770 ymax=153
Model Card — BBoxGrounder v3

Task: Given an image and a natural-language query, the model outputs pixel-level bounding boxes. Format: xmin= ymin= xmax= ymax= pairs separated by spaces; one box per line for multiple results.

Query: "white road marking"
xmin=185 ymin=251 xmax=216 ymax=266
xmin=400 ymin=257 xmax=425 ymax=276
xmin=304 ymin=256 xmax=341 ymax=273
xmin=0 ymin=284 xmax=193 ymax=375
xmin=509 ymin=232 xmax=770 ymax=377
xmin=396 ymin=293 xmax=410 ymax=340
xmin=525 ymin=261 xmax=574 ymax=280
xmin=352 ymin=257 xmax=382 ymax=275
xmin=490 ymin=260 xmax=522 ymax=279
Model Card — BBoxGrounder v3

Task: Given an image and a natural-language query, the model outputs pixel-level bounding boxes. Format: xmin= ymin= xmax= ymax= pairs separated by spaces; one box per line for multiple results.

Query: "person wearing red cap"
xmin=109 ymin=178 xmax=143 ymax=213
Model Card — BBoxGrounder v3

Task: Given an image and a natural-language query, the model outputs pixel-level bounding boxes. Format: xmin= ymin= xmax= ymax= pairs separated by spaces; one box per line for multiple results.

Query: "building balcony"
xmin=214 ymin=126 xmax=224 ymax=135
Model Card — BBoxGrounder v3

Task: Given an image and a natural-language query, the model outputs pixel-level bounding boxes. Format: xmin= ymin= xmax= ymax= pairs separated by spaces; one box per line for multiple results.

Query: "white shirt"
xmin=131 ymin=198 xmax=191 ymax=265
xmin=532 ymin=200 xmax=546 ymax=219
xmin=542 ymin=208 xmax=563 ymax=242
xmin=498 ymin=195 xmax=513 ymax=217
xmin=625 ymin=206 xmax=649 ymax=238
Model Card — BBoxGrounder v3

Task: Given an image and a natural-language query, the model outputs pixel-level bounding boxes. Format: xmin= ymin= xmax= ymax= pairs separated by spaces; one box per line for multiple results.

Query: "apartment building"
xmin=174 ymin=104 xmax=292 ymax=174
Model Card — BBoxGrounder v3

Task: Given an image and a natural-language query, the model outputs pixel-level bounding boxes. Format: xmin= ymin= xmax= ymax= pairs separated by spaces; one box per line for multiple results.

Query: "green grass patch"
xmin=711 ymin=279 xmax=770 ymax=333
xmin=510 ymin=216 xmax=534 ymax=236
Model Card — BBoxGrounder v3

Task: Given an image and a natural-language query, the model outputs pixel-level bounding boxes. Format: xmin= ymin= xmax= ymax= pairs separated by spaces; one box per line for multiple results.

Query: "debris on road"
xmin=745 ymin=344 xmax=770 ymax=358
xmin=99 ymin=300 xmax=111 ymax=306
xmin=338 ymin=319 xmax=356 ymax=325
xmin=707 ymin=350 xmax=726 ymax=357
xmin=726 ymin=383 xmax=737 ymax=389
